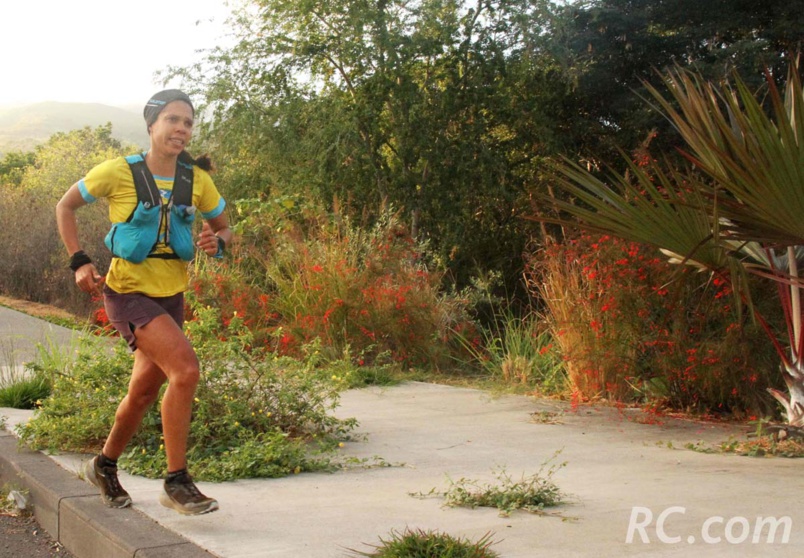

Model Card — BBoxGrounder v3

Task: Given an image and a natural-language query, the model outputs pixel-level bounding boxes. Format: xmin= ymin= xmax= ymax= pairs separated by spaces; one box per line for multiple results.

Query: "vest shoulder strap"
xmin=125 ymin=153 xmax=194 ymax=215
xmin=173 ymin=160 xmax=194 ymax=207
xmin=125 ymin=154 xmax=160 ymax=222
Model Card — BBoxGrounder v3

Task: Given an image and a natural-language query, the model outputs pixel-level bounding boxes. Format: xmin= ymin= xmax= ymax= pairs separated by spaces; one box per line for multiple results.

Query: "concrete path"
xmin=1 ymin=305 xmax=802 ymax=557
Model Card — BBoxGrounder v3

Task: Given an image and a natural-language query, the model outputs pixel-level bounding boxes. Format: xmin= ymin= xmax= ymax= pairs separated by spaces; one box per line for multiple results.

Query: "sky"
xmin=0 ymin=1 xmax=235 ymax=108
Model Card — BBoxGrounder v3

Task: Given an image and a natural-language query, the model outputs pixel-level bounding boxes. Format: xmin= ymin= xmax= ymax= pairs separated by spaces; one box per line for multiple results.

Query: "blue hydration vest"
xmin=104 ymin=153 xmax=196 ymax=263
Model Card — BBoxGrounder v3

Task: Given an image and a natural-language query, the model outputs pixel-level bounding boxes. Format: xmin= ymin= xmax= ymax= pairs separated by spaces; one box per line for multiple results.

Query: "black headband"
xmin=143 ymin=89 xmax=194 ymax=127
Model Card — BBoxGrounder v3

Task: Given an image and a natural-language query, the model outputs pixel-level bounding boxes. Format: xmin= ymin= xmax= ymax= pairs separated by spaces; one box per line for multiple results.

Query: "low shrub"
xmin=453 ymin=295 xmax=568 ymax=396
xmin=0 ymin=126 xmax=122 ymax=317
xmin=0 ymin=374 xmax=50 ymax=409
xmin=18 ymin=304 xmax=358 ymax=481
xmin=0 ymin=339 xmax=53 ymax=409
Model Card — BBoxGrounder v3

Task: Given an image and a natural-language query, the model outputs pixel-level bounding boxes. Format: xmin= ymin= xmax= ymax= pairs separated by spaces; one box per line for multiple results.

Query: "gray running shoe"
xmin=159 ymin=471 xmax=219 ymax=515
xmin=84 ymin=456 xmax=132 ymax=508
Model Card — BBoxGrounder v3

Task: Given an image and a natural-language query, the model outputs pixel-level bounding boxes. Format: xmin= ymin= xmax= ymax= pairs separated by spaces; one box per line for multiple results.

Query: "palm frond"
xmin=536 ymin=154 xmax=727 ymax=271
xmin=643 ymin=66 xmax=804 ymax=247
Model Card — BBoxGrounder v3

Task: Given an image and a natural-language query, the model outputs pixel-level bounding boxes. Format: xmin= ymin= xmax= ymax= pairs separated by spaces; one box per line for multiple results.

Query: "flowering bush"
xmin=191 ymin=202 xmax=475 ymax=370
xmin=529 ymin=233 xmax=782 ymax=416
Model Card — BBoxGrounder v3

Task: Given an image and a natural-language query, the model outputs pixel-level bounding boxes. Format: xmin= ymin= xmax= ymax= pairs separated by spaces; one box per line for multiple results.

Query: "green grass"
xmin=1 ymin=339 xmax=49 ymax=409
xmin=347 ymin=529 xmax=500 ymax=558
xmin=0 ymin=374 xmax=50 ymax=409
xmin=452 ymin=304 xmax=569 ymax=397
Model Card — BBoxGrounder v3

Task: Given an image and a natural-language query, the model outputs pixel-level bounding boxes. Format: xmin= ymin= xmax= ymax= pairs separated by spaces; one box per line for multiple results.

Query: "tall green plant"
xmin=534 ymin=63 xmax=804 ymax=425
xmin=19 ymin=312 xmax=358 ymax=481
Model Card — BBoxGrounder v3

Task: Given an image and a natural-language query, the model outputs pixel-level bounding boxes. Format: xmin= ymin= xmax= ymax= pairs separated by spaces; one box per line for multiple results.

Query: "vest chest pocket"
xmin=104 ymin=202 xmax=161 ymax=263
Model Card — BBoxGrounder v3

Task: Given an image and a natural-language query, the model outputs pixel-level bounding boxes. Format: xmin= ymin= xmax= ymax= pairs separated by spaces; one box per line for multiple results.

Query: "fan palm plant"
xmin=534 ymin=62 xmax=804 ymax=426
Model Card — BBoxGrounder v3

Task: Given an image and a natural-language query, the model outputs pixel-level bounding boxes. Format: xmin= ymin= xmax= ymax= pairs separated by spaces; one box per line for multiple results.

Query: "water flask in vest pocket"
xmin=104 ymin=201 xmax=161 ymax=263
xmin=168 ymin=204 xmax=197 ymax=261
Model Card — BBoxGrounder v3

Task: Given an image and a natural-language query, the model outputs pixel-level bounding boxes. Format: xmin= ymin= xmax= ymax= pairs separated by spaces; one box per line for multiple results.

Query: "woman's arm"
xmin=56 ymin=183 xmax=103 ymax=294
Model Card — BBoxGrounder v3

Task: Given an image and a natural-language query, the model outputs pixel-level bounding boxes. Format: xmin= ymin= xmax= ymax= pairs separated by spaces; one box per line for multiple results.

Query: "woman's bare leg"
xmin=102 ymin=350 xmax=166 ymax=459
xmin=127 ymin=313 xmax=200 ymax=471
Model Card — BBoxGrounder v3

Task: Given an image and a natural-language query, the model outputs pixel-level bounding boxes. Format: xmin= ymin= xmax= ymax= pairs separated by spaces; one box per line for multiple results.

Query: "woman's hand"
xmin=75 ymin=264 xmax=104 ymax=296
xmin=197 ymin=221 xmax=221 ymax=257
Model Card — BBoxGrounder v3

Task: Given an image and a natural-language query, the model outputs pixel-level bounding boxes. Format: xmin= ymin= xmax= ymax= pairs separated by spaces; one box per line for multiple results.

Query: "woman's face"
xmin=148 ymin=101 xmax=194 ymax=157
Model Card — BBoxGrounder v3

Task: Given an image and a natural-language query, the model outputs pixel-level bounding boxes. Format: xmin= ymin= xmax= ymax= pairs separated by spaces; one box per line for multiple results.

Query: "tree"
xmin=534 ymin=62 xmax=804 ymax=425
xmin=0 ymin=150 xmax=35 ymax=187
xmin=171 ymin=0 xmax=574 ymax=289
xmin=550 ymin=0 xmax=804 ymax=162
xmin=21 ymin=123 xmax=124 ymax=200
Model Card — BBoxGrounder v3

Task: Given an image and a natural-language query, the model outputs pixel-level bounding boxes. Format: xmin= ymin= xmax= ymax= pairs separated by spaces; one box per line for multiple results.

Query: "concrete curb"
xmin=0 ymin=430 xmax=215 ymax=558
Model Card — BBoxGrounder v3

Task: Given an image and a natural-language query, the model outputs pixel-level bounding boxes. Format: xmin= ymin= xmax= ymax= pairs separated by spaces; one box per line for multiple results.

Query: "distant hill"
xmin=0 ymin=102 xmax=150 ymax=155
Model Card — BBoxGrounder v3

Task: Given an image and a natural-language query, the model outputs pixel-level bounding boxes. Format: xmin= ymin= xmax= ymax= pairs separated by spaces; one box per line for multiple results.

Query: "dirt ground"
xmin=0 ymin=513 xmax=74 ymax=558
xmin=0 ymin=296 xmax=79 ymax=323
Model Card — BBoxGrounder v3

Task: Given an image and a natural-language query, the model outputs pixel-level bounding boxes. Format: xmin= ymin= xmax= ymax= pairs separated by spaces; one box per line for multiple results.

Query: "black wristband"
xmin=69 ymin=250 xmax=92 ymax=272
xmin=214 ymin=236 xmax=226 ymax=259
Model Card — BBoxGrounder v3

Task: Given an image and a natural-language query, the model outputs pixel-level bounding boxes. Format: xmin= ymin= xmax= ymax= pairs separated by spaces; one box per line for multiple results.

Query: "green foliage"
xmin=0 ymin=150 xmax=35 ymax=187
xmin=413 ymin=453 xmax=566 ymax=517
xmin=553 ymin=0 xmax=804 ymax=160
xmin=171 ymin=0 xmax=567 ymax=292
xmin=22 ymin=123 xmax=124 ymax=199
xmin=348 ymin=529 xmax=500 ymax=558
xmin=174 ymin=0 xmax=804 ymax=297
xmin=16 ymin=335 xmax=128 ymax=452
xmin=18 ymin=309 xmax=358 ymax=481
xmin=0 ymin=338 xmax=54 ymax=409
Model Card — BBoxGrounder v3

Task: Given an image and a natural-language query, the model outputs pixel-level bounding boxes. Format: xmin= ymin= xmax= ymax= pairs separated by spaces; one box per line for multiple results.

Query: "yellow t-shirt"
xmin=78 ymin=155 xmax=225 ymax=297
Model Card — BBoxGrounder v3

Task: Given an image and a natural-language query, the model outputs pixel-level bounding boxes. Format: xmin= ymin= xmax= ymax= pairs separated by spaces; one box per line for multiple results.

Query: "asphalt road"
xmin=0 ymin=512 xmax=75 ymax=558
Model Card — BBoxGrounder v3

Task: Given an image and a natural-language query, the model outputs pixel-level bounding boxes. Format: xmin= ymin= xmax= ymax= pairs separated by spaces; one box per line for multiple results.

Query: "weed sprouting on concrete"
xmin=411 ymin=450 xmax=568 ymax=517
xmin=347 ymin=528 xmax=500 ymax=558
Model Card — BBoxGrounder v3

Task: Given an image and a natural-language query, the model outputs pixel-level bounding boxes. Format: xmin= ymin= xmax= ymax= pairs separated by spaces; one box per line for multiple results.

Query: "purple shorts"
xmin=103 ymin=285 xmax=185 ymax=351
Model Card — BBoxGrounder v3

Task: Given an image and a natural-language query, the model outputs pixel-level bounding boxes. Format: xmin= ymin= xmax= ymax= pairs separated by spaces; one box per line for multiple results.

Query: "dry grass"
xmin=0 ymin=296 xmax=79 ymax=323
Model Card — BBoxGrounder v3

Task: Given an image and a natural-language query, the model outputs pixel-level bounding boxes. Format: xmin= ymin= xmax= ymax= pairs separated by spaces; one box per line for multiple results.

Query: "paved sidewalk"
xmin=0 ymin=304 xmax=82 ymax=377
xmin=1 ymin=305 xmax=802 ymax=557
